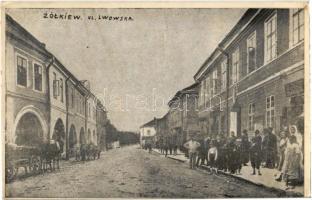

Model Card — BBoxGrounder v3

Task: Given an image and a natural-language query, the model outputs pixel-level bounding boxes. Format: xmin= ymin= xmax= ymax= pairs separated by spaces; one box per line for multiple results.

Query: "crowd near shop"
xmin=140 ymin=8 xmax=305 ymax=190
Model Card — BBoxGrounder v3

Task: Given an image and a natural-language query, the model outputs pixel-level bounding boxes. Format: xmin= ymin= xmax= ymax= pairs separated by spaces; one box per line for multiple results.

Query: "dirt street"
xmin=6 ymin=145 xmax=285 ymax=198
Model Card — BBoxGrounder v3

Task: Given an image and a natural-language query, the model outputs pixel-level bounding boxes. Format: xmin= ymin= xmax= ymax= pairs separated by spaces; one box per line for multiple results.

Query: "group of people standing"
xmin=181 ymin=124 xmax=304 ymax=189
xmin=155 ymin=137 xmax=179 ymax=156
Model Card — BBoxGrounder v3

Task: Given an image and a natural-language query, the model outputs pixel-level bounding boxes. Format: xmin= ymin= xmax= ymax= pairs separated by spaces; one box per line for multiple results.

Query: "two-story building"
xmin=5 ymin=15 xmax=51 ymax=147
xmin=66 ymin=76 xmax=89 ymax=156
xmin=168 ymin=92 xmax=183 ymax=147
xmin=155 ymin=113 xmax=169 ymax=141
xmin=96 ymin=100 xmax=108 ymax=150
xmin=194 ymin=9 xmax=304 ymax=137
xmin=180 ymin=83 xmax=200 ymax=141
xmin=5 ymin=14 xmax=110 ymax=159
xmin=139 ymin=118 xmax=157 ymax=147
xmin=85 ymin=90 xmax=97 ymax=145
xmin=167 ymin=83 xmax=200 ymax=146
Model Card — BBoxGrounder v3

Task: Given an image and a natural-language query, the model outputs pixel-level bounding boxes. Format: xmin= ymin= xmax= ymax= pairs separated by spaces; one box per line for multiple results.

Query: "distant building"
xmin=155 ymin=112 xmax=169 ymax=141
xmin=96 ymin=101 xmax=108 ymax=150
xmin=139 ymin=118 xmax=157 ymax=147
xmin=168 ymin=83 xmax=200 ymax=146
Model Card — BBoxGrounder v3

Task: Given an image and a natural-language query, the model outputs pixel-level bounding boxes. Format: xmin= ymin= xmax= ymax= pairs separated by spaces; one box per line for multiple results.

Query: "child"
xmin=234 ymin=138 xmax=243 ymax=175
xmin=208 ymin=140 xmax=218 ymax=174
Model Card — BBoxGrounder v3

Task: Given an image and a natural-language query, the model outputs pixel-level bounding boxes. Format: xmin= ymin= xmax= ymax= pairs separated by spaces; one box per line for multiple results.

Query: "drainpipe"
xmin=65 ymin=76 xmax=70 ymax=160
xmin=217 ymin=46 xmax=230 ymax=136
xmin=46 ymin=56 xmax=55 ymax=142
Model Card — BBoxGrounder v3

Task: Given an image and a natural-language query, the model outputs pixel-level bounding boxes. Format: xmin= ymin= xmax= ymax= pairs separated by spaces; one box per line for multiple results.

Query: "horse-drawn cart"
xmin=5 ymin=143 xmax=41 ymax=182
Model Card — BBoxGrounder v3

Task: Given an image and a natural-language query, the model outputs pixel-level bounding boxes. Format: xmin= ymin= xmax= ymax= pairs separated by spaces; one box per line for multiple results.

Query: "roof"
xmin=140 ymin=118 xmax=156 ymax=128
xmin=168 ymin=82 xmax=199 ymax=106
xmin=193 ymin=9 xmax=260 ymax=81
xmin=6 ymin=14 xmax=47 ymax=52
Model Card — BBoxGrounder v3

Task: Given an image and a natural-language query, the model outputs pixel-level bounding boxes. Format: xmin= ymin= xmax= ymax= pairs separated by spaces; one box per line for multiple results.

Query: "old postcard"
xmin=1 ymin=1 xmax=310 ymax=198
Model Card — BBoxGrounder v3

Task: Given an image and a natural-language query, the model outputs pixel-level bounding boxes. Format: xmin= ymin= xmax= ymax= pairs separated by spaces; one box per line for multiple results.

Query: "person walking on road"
xmin=250 ymin=130 xmax=262 ymax=176
xmin=208 ymin=140 xmax=218 ymax=174
xmin=183 ymin=136 xmax=200 ymax=169
xmin=196 ymin=137 xmax=208 ymax=167
xmin=241 ymin=129 xmax=250 ymax=166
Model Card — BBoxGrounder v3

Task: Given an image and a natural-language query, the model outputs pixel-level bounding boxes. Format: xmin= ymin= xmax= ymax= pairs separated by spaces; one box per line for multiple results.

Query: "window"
xmin=265 ymin=13 xmax=277 ymax=62
xmin=88 ymin=102 xmax=91 ymax=117
xmin=53 ymin=73 xmax=59 ymax=98
xmin=71 ymin=88 xmax=74 ymax=108
xmin=34 ymin=63 xmax=42 ymax=91
xmin=201 ymin=80 xmax=206 ymax=106
xmin=206 ymin=76 xmax=210 ymax=100
xmin=291 ymin=9 xmax=304 ymax=45
xmin=247 ymin=32 xmax=257 ymax=73
xmin=212 ymin=69 xmax=218 ymax=95
xmin=17 ymin=55 xmax=27 ymax=87
xmin=232 ymin=48 xmax=239 ymax=84
xmin=221 ymin=60 xmax=227 ymax=91
xmin=248 ymin=103 xmax=255 ymax=131
xmin=60 ymin=78 xmax=64 ymax=102
xmin=266 ymin=95 xmax=275 ymax=128
xmin=79 ymin=96 xmax=82 ymax=113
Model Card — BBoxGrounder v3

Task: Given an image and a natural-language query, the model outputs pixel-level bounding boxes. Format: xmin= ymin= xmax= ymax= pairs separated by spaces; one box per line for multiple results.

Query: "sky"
xmin=6 ymin=8 xmax=246 ymax=132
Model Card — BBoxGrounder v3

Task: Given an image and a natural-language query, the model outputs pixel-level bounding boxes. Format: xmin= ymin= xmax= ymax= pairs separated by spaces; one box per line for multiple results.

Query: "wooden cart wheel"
xmin=5 ymin=166 xmax=15 ymax=182
xmin=30 ymin=156 xmax=41 ymax=173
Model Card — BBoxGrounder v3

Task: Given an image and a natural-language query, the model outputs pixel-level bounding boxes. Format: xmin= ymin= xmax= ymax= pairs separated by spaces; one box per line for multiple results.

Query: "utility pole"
xmin=217 ymin=46 xmax=230 ymax=136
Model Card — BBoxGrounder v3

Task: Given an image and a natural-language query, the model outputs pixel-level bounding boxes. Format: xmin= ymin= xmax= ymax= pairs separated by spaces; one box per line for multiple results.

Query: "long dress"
xmin=283 ymin=143 xmax=303 ymax=182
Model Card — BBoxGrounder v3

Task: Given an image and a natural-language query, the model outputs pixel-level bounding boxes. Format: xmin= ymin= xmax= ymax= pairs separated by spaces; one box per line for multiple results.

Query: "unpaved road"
xmin=6 ymin=145 xmax=286 ymax=198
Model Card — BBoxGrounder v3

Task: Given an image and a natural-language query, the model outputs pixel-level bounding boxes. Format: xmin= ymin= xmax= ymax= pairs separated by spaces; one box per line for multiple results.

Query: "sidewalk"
xmin=152 ymin=148 xmax=304 ymax=196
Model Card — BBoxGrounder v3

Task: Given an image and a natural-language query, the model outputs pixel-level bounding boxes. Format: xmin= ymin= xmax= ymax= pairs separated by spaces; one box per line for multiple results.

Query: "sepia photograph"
xmin=1 ymin=2 xmax=309 ymax=198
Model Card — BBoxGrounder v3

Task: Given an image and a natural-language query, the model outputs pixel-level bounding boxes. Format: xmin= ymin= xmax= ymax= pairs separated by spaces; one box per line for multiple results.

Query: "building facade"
xmin=155 ymin=113 xmax=169 ymax=141
xmin=180 ymin=83 xmax=200 ymax=141
xmin=166 ymin=83 xmax=200 ymax=147
xmin=5 ymin=14 xmax=109 ymax=158
xmin=194 ymin=9 xmax=304 ymax=137
xmin=96 ymin=100 xmax=108 ymax=150
xmin=5 ymin=15 xmax=51 ymax=147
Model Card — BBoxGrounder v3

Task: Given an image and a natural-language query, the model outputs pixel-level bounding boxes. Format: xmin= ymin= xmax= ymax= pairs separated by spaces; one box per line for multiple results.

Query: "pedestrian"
xmin=216 ymin=135 xmax=226 ymax=171
xmin=234 ymin=138 xmax=243 ymax=174
xmin=159 ymin=137 xmax=164 ymax=154
xmin=208 ymin=140 xmax=218 ymax=174
xmin=276 ymin=125 xmax=304 ymax=182
xmin=183 ymin=136 xmax=200 ymax=169
xmin=277 ymin=131 xmax=287 ymax=171
xmin=268 ymin=127 xmax=278 ymax=168
xmin=196 ymin=137 xmax=208 ymax=167
xmin=173 ymin=143 xmax=178 ymax=156
xmin=241 ymin=129 xmax=250 ymax=166
xmin=226 ymin=132 xmax=237 ymax=174
xmin=164 ymin=138 xmax=169 ymax=157
xmin=289 ymin=125 xmax=303 ymax=149
xmin=250 ymin=130 xmax=262 ymax=175
xmin=169 ymin=137 xmax=173 ymax=155
xmin=262 ymin=128 xmax=277 ymax=168
xmin=283 ymin=135 xmax=303 ymax=189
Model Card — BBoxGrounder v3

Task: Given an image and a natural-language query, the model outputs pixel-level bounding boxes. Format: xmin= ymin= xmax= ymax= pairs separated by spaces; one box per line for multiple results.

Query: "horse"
xmin=86 ymin=144 xmax=101 ymax=160
xmin=39 ymin=140 xmax=62 ymax=172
